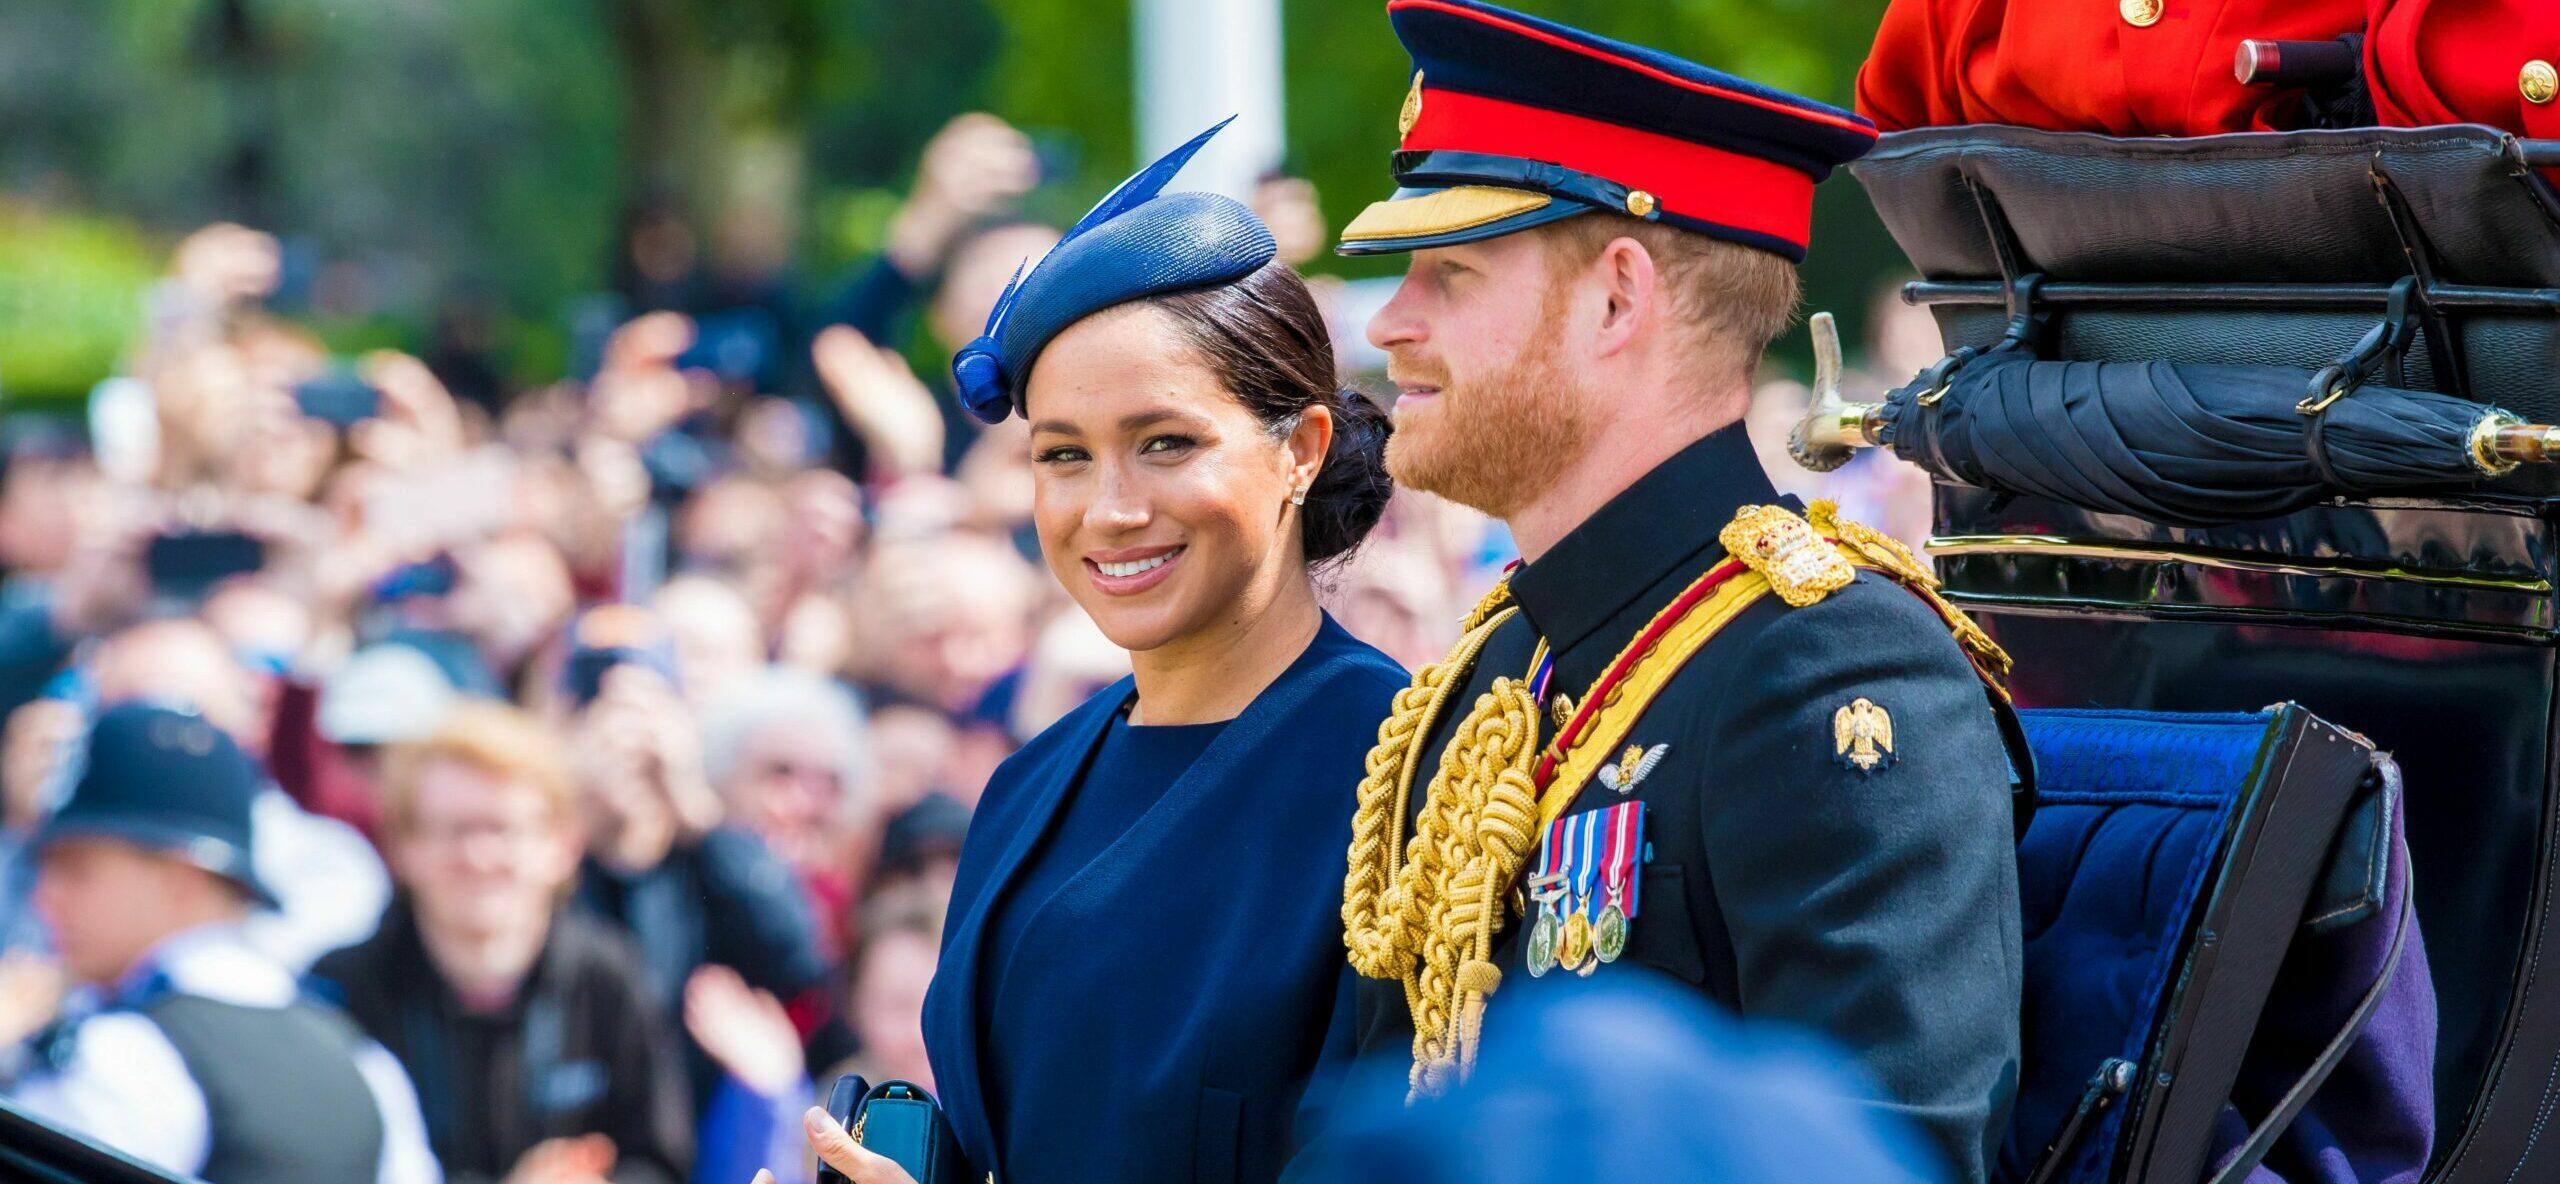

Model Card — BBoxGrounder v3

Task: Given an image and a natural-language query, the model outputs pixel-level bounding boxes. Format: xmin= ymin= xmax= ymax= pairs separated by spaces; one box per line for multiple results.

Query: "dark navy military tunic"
xmin=1348 ymin=423 xmax=2024 ymax=1184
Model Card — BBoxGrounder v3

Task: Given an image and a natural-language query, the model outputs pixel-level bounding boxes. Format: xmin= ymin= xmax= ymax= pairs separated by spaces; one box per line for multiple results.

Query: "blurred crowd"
xmin=0 ymin=111 xmax=1936 ymax=1184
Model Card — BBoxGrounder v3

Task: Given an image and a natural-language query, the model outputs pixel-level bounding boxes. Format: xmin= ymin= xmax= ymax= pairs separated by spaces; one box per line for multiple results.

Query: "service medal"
xmin=1524 ymin=840 xmax=1568 ymax=980
xmin=1526 ymin=912 xmax=1559 ymax=978
xmin=1595 ymin=802 xmax=1648 ymax=968
xmin=1594 ymin=905 xmax=1628 ymax=963
xmin=1559 ymin=911 xmax=1592 ymax=971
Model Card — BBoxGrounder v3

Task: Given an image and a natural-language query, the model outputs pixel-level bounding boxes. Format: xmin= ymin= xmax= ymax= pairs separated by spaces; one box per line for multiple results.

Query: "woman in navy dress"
xmin=784 ymin=123 xmax=1405 ymax=1184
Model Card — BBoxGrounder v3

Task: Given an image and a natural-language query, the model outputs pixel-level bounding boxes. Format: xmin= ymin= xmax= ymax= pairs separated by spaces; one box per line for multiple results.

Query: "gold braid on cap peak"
xmin=1342 ymin=579 xmax=1541 ymax=1099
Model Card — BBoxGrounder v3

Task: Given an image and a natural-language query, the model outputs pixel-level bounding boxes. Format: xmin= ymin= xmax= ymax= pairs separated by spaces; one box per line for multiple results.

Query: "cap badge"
xmin=1833 ymin=697 xmax=1896 ymax=773
xmin=1400 ymin=71 xmax=1426 ymax=137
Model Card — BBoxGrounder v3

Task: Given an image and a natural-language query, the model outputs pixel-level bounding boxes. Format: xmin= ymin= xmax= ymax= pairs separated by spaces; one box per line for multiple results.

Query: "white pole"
xmin=1134 ymin=0 xmax=1285 ymax=200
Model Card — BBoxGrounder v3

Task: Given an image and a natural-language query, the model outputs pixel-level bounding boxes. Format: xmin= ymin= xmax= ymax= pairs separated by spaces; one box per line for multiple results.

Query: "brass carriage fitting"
xmin=1788 ymin=312 xmax=1885 ymax=473
xmin=2477 ymin=416 xmax=2560 ymax=475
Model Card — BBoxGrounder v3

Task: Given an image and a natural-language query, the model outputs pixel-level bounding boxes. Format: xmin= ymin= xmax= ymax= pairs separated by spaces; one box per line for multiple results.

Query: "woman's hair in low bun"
xmin=1298 ymin=386 xmax=1392 ymax=565
xmin=1147 ymin=261 xmax=1394 ymax=568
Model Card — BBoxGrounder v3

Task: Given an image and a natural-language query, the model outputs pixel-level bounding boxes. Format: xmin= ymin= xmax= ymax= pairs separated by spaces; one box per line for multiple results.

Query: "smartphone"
xmin=293 ymin=371 xmax=382 ymax=427
xmin=368 ymin=553 xmax=459 ymax=605
xmin=145 ymin=530 xmax=266 ymax=598
xmin=1028 ymin=131 xmax=1080 ymax=187
xmin=560 ymin=605 xmax=680 ymax=708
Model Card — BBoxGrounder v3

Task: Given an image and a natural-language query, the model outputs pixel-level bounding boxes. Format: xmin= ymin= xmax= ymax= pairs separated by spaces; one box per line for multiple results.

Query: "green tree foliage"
xmin=0 ymin=204 xmax=158 ymax=401
xmin=0 ymin=0 xmax=1905 ymax=395
xmin=1268 ymin=0 xmax=1900 ymax=371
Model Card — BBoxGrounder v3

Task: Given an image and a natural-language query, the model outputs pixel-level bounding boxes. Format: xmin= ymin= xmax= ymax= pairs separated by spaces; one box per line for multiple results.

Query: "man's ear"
xmin=1592 ymin=236 xmax=1659 ymax=359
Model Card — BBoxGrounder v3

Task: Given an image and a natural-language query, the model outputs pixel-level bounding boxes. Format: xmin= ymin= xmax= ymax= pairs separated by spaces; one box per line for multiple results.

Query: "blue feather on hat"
xmin=950 ymin=118 xmax=1278 ymax=424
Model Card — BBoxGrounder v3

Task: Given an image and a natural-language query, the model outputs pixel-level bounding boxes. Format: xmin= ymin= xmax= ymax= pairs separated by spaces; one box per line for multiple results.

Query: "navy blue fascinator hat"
xmin=950 ymin=118 xmax=1279 ymax=424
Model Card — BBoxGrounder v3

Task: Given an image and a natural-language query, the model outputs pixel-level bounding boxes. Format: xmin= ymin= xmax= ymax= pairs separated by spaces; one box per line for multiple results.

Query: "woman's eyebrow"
xmin=1118 ymin=409 xmax=1182 ymax=432
xmin=1031 ymin=408 xmax=1190 ymax=437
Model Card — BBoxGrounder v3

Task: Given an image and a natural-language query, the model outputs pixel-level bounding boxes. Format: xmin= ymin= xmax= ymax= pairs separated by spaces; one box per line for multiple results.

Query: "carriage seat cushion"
xmin=2001 ymin=708 xmax=2275 ymax=1183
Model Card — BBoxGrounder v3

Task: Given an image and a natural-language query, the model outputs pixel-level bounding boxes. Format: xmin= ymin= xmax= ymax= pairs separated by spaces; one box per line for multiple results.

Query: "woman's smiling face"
xmin=1021 ymin=301 xmax=1317 ymax=655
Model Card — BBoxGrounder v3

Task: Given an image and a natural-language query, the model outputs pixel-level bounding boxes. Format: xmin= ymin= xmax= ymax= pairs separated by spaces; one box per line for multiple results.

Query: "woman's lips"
xmin=1085 ymin=544 xmax=1185 ymax=596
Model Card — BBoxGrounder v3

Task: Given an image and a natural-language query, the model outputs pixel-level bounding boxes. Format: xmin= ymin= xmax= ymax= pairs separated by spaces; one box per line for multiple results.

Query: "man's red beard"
xmin=1382 ymin=308 xmax=1591 ymax=519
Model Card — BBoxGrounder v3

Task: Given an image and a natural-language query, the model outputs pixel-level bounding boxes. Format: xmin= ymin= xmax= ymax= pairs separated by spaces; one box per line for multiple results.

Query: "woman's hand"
xmin=747 ymin=1107 xmax=921 ymax=1184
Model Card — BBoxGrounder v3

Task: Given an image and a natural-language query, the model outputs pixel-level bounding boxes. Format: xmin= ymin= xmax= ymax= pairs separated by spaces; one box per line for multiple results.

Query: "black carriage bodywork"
xmin=0 ymin=1098 xmax=200 ymax=1184
xmin=1850 ymin=125 xmax=2560 ymax=1183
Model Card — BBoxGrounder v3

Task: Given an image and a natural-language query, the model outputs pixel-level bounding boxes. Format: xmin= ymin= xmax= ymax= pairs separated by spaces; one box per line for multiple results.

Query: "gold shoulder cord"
xmin=1341 ymin=581 xmax=1545 ymax=1099
xmin=1344 ymin=503 xmax=2014 ymax=1099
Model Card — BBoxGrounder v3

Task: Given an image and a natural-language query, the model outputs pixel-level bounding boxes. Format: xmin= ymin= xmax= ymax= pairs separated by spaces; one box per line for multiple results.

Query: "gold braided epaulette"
xmin=1806 ymin=500 xmax=2015 ymax=687
xmin=1720 ymin=503 xmax=1855 ymax=607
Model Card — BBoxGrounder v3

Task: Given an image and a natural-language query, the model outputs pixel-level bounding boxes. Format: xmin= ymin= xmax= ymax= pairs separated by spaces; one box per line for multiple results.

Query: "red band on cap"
xmin=1402 ymin=87 xmax=1817 ymax=249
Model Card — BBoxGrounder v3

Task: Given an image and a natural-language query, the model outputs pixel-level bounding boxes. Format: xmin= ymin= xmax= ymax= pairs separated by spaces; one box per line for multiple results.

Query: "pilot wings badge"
xmin=1833 ymin=697 xmax=1895 ymax=773
xmin=1597 ymin=743 xmax=1669 ymax=795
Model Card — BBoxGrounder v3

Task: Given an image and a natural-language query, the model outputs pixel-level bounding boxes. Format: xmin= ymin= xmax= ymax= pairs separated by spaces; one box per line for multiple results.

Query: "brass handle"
xmin=1787 ymin=311 xmax=1884 ymax=473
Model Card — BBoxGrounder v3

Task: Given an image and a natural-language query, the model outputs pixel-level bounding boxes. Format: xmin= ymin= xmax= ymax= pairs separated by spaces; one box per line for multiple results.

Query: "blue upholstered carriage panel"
xmin=1999 ymin=708 xmax=2275 ymax=1184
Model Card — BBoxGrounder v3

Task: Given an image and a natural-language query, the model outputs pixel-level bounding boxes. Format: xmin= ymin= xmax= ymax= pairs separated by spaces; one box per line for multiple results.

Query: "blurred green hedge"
xmin=0 ymin=0 xmax=1901 ymax=390
xmin=0 ymin=203 xmax=155 ymax=402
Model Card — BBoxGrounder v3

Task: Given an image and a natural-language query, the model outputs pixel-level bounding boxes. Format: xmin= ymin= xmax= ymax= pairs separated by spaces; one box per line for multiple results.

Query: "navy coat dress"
xmin=922 ymin=613 xmax=1406 ymax=1184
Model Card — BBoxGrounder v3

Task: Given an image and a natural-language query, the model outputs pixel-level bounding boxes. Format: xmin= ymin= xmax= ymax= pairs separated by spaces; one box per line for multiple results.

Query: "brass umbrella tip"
xmin=2478 ymin=415 xmax=2560 ymax=474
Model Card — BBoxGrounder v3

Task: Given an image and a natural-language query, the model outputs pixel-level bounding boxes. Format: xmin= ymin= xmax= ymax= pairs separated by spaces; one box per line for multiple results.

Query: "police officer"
xmin=1329 ymin=4 xmax=2030 ymax=1182
xmin=5 ymin=702 xmax=438 ymax=1184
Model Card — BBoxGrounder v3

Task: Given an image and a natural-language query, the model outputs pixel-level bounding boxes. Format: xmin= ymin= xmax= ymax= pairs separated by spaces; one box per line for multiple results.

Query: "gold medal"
xmin=1526 ymin=912 xmax=1558 ymax=978
xmin=1559 ymin=912 xmax=1592 ymax=971
xmin=1594 ymin=905 xmax=1628 ymax=963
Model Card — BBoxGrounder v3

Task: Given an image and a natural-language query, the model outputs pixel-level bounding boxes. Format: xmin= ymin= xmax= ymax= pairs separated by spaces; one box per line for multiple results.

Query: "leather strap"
xmin=2202 ymin=878 xmax=2415 ymax=1184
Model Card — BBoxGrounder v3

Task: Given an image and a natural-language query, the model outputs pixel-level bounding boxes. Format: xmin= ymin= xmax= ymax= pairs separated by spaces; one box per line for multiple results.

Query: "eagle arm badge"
xmin=1833 ymin=697 xmax=1895 ymax=773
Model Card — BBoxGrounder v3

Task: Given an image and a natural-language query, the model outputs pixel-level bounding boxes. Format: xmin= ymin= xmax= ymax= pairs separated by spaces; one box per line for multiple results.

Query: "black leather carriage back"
xmin=1857 ymin=125 xmax=2560 ymax=434
xmin=1848 ymin=125 xmax=2560 ymax=1184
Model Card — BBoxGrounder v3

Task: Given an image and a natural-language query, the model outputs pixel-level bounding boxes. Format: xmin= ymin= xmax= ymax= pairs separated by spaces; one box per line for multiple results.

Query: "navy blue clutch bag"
xmin=818 ymin=1075 xmax=968 ymax=1184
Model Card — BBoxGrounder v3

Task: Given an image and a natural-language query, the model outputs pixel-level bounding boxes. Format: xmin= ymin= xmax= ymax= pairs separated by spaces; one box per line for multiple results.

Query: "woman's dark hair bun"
xmin=1301 ymin=387 xmax=1393 ymax=566
xmin=1146 ymin=261 xmax=1394 ymax=568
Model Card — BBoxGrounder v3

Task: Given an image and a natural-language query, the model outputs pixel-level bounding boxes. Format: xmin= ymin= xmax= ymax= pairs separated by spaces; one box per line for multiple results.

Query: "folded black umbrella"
xmin=1795 ymin=350 xmax=2540 ymax=527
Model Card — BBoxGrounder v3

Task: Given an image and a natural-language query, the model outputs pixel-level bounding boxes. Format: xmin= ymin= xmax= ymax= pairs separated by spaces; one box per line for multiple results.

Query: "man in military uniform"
xmin=1331 ymin=4 xmax=2029 ymax=1181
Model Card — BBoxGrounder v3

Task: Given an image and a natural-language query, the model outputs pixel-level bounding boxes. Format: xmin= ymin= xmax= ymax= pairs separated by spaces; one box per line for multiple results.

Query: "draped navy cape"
xmin=922 ymin=613 xmax=1405 ymax=1184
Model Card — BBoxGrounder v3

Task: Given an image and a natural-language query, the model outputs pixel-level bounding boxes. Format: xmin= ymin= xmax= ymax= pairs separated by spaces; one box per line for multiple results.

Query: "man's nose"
xmin=1368 ymin=269 xmax=1428 ymax=353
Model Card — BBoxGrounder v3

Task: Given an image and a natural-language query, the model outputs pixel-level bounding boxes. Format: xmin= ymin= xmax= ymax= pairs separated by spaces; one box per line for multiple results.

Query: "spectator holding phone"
xmin=563 ymin=629 xmax=850 ymax=1105
xmin=814 ymin=113 xmax=1055 ymax=479
xmin=313 ymin=701 xmax=693 ymax=1184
